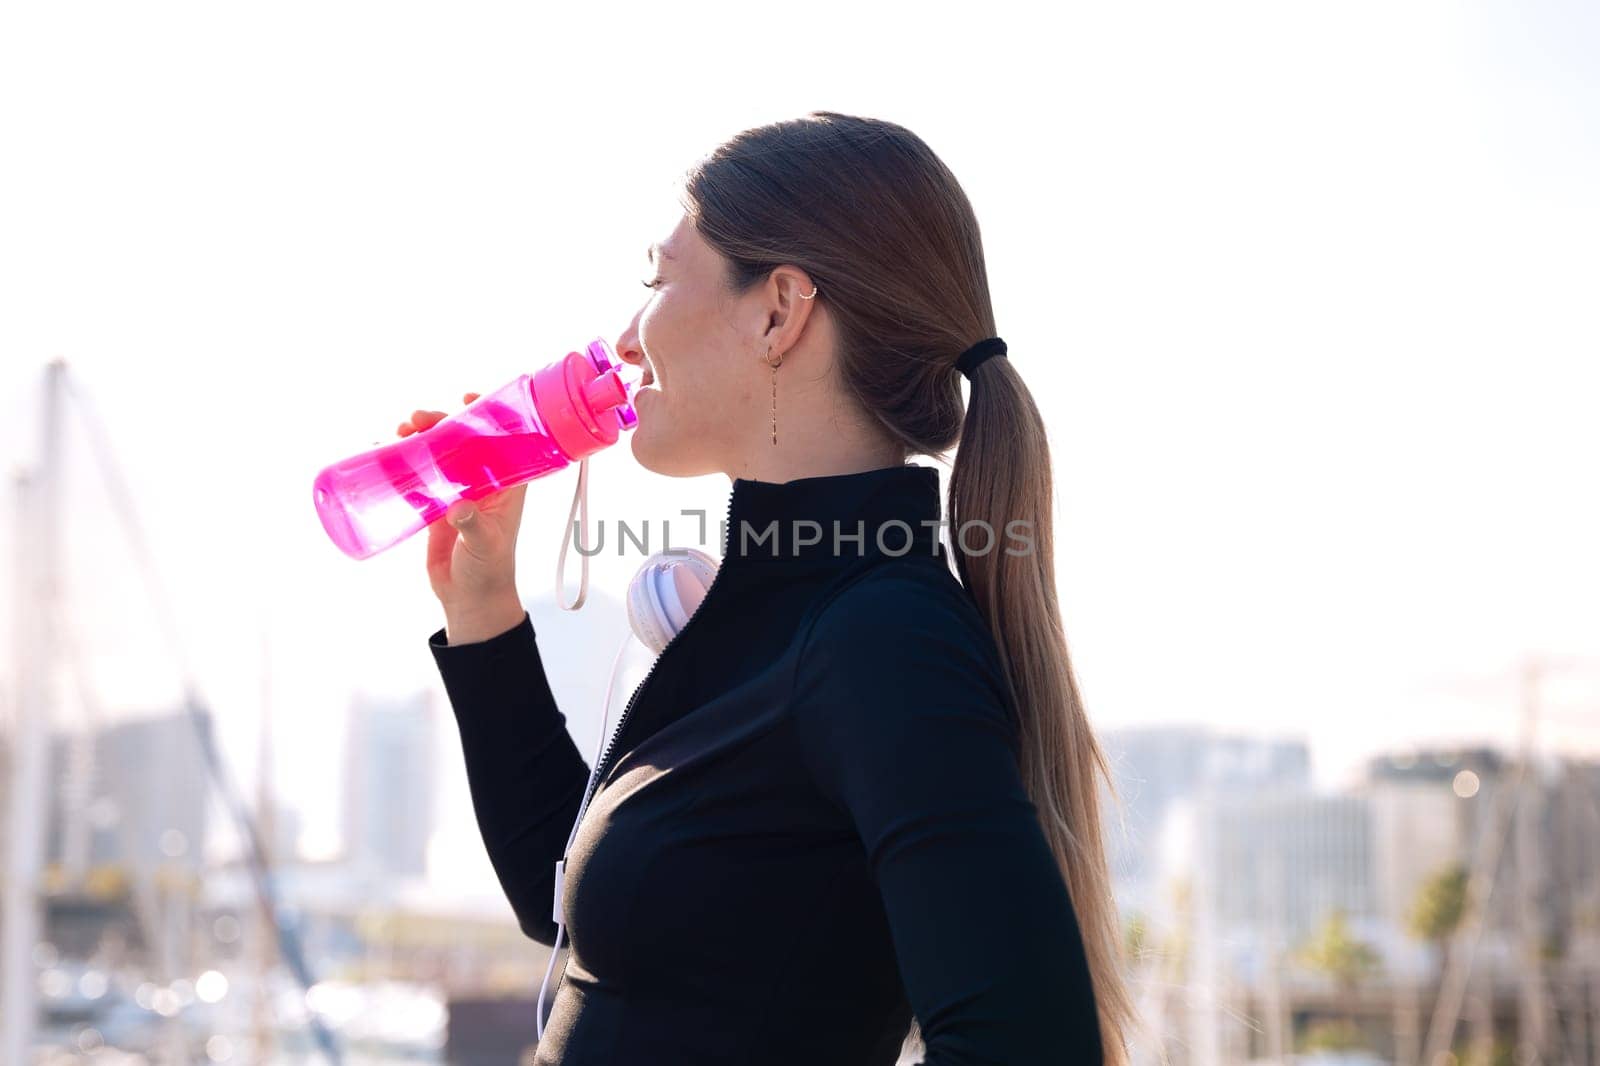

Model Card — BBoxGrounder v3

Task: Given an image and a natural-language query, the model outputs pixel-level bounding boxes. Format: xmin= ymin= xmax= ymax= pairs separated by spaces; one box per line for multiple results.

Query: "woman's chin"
xmin=627 ymin=398 xmax=711 ymax=478
xmin=627 ymin=396 xmax=672 ymax=472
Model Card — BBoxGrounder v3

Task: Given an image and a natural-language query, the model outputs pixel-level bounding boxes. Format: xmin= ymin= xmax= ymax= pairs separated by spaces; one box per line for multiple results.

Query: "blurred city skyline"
xmin=2 ymin=0 xmax=1598 ymax=1058
xmin=22 ymin=693 xmax=1600 ymax=1061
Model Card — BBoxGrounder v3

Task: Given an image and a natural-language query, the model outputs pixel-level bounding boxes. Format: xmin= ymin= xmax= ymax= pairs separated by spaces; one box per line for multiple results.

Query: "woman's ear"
xmin=759 ymin=266 xmax=822 ymax=361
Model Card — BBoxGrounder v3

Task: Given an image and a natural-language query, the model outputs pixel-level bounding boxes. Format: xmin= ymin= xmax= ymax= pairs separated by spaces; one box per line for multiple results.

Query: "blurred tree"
xmin=1407 ymin=862 xmax=1468 ymax=974
xmin=1299 ymin=1019 xmax=1363 ymax=1053
xmin=1295 ymin=909 xmax=1382 ymax=1048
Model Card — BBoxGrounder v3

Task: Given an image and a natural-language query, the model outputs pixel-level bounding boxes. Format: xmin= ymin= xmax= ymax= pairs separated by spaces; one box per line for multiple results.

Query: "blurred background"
xmin=2 ymin=1 xmax=1596 ymax=1063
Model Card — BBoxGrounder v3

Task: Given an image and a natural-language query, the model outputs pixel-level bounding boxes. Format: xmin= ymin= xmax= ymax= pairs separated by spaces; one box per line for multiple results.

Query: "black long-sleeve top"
xmin=427 ymin=463 xmax=1103 ymax=1064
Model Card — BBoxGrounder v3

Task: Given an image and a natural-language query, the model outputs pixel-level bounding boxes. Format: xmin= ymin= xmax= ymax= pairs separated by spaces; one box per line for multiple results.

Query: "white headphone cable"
xmin=537 ymin=625 xmax=634 ymax=1040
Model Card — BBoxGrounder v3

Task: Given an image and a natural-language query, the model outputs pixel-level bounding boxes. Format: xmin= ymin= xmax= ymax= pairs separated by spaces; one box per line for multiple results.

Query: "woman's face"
xmin=614 ymin=212 xmax=775 ymax=477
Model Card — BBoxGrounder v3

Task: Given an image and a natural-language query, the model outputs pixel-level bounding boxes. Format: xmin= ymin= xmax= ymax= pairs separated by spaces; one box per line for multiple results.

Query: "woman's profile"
xmin=399 ymin=111 xmax=1134 ymax=1065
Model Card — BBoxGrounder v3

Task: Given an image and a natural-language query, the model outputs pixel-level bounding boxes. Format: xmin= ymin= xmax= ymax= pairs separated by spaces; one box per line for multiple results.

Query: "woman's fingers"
xmin=425 ymin=506 xmax=460 ymax=579
xmin=397 ymin=409 xmax=450 ymax=436
xmin=400 ymin=395 xmax=476 ymax=438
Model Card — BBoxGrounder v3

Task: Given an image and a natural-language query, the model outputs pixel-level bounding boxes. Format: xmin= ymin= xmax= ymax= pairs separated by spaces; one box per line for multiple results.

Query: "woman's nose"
xmin=614 ymin=320 xmax=644 ymax=368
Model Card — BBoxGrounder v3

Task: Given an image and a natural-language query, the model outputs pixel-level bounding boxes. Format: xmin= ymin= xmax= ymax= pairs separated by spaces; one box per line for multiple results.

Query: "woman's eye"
xmin=642 ymin=278 xmax=663 ymax=290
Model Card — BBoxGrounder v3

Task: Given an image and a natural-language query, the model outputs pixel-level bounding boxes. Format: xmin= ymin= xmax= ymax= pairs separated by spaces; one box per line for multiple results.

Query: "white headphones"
xmin=625 ymin=547 xmax=720 ymax=653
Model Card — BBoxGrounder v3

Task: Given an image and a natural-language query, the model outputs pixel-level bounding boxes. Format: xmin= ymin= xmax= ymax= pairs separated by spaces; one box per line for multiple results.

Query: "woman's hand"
xmin=399 ymin=392 xmax=529 ymax=643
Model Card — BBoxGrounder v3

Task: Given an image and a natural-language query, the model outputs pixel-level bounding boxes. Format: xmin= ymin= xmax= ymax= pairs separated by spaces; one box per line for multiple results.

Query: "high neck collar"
xmin=717 ymin=463 xmax=944 ymax=567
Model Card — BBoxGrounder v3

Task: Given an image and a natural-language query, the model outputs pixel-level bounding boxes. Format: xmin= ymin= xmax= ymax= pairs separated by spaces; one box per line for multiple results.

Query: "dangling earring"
xmin=763 ymin=345 xmax=783 ymax=446
xmin=764 ymin=285 xmax=815 ymax=447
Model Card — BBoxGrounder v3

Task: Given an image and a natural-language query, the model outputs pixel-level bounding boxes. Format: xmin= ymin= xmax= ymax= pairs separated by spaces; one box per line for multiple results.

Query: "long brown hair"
xmin=680 ymin=111 xmax=1134 ymax=1063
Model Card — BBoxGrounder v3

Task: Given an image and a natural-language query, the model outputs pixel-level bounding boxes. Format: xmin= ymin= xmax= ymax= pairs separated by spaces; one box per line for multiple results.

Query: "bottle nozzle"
xmin=582 ymin=371 xmax=628 ymax=413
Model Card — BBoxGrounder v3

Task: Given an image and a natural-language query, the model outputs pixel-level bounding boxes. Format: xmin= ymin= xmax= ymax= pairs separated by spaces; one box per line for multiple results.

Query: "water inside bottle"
xmin=316 ymin=385 xmax=569 ymax=559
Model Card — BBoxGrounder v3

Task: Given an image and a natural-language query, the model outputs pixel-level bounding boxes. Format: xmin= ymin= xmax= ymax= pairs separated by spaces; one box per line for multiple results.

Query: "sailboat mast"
xmin=1 ymin=358 xmax=67 ymax=1064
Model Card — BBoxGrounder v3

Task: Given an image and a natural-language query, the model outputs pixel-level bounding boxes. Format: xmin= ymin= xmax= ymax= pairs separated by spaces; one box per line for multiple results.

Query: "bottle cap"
xmin=533 ymin=339 xmax=639 ymax=461
xmin=585 ymin=338 xmax=638 ymax=429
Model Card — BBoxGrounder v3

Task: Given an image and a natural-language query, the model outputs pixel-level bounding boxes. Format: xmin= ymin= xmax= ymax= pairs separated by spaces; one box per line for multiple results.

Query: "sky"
xmin=2 ymin=0 xmax=1597 ymax=898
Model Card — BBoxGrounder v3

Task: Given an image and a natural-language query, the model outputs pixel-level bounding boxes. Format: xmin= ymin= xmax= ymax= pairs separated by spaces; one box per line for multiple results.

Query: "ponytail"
xmin=945 ymin=354 xmax=1136 ymax=1066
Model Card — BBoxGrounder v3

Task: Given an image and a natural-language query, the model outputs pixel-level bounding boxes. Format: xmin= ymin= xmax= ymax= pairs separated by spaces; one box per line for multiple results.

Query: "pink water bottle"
xmin=313 ymin=337 xmax=639 ymax=560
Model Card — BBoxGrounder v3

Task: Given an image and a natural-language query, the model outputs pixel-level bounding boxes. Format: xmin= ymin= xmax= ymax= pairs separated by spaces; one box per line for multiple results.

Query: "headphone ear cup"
xmin=672 ymin=549 xmax=718 ymax=617
xmin=654 ymin=563 xmax=691 ymax=634
xmin=626 ymin=562 xmax=673 ymax=654
xmin=682 ymin=548 xmax=719 ymax=585
xmin=626 ymin=549 xmax=723 ymax=655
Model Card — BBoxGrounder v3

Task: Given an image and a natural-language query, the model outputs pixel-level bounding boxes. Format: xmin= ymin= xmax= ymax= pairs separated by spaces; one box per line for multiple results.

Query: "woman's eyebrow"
xmin=648 ymin=243 xmax=674 ymax=263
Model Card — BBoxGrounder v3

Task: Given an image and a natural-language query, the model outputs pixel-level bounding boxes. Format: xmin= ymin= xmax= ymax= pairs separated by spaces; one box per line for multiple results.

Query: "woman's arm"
xmin=429 ymin=610 xmax=591 ymax=946
xmin=789 ymin=573 xmax=1104 ymax=1065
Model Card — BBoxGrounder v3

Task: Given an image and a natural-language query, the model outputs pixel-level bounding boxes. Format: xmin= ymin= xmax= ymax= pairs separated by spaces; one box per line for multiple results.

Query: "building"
xmin=1100 ymin=726 xmax=1311 ymax=910
xmin=340 ymin=691 xmax=438 ymax=880
xmin=45 ymin=708 xmax=213 ymax=874
xmin=1363 ymin=746 xmax=1516 ymax=942
xmin=1174 ymin=789 xmax=1376 ymax=955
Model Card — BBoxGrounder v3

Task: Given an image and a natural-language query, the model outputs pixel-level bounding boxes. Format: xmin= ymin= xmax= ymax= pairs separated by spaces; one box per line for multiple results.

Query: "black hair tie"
xmin=955 ymin=337 xmax=1007 ymax=380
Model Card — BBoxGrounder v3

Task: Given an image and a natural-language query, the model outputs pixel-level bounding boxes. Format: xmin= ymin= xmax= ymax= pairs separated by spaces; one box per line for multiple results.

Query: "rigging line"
xmin=1420 ymin=659 xmax=1544 ymax=1066
xmin=59 ymin=374 xmax=192 ymax=680
xmin=184 ymin=684 xmax=343 ymax=1065
xmin=62 ymin=371 xmax=342 ymax=1064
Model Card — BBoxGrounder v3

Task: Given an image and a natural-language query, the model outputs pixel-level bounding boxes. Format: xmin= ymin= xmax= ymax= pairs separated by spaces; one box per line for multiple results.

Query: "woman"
xmin=401 ymin=112 xmax=1132 ymax=1064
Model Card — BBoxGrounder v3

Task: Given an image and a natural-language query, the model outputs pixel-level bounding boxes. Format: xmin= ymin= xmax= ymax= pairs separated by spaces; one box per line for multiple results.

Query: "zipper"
xmin=564 ymin=487 xmax=738 ymax=852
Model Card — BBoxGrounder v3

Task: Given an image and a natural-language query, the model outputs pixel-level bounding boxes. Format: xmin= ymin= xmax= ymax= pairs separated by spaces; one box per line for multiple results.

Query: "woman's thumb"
xmin=446 ymin=499 xmax=480 ymax=535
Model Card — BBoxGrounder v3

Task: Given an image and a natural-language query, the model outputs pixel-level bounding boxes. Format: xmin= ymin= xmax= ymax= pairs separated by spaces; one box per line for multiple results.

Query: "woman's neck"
xmin=724 ymin=432 xmax=908 ymax=485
